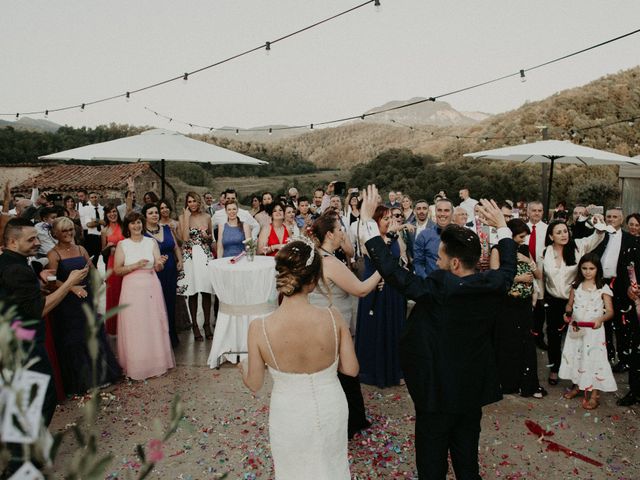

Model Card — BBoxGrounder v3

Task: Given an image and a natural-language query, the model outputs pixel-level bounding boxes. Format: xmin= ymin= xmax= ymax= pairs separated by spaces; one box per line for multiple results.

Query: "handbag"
xmin=351 ymin=221 xmax=366 ymax=280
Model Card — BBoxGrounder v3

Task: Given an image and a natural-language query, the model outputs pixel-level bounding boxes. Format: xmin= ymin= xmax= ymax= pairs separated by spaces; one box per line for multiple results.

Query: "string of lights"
xmin=388 ymin=116 xmax=639 ymax=144
xmin=141 ymin=26 xmax=640 ymax=135
xmin=0 ymin=0 xmax=376 ymax=118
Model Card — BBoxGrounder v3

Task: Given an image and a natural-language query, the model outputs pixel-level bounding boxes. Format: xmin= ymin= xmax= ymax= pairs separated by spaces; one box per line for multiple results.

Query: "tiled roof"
xmin=16 ymin=163 xmax=152 ymax=190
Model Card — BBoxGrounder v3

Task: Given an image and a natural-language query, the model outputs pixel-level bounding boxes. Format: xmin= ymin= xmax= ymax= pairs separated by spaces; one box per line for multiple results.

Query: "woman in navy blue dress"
xmin=47 ymin=217 xmax=121 ymax=395
xmin=143 ymin=203 xmax=182 ymax=347
xmin=355 ymin=205 xmax=407 ymax=388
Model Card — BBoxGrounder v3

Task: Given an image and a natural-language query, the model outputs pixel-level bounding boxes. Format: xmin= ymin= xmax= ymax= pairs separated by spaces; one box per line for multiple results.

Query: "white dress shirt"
xmin=601 ymin=229 xmax=623 ymax=279
xmin=80 ymin=203 xmax=104 ymax=236
xmin=542 ymin=230 xmax=605 ymax=299
xmin=212 ymin=208 xmax=260 ymax=239
xmin=459 ymin=198 xmax=478 ymax=219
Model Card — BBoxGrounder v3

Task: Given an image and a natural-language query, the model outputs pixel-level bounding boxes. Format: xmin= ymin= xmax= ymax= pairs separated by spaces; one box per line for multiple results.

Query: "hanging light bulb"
xmin=265 ymin=41 xmax=271 ymax=55
xmin=482 ymin=137 xmax=487 ymax=143
xmin=628 ymin=119 xmax=635 ymax=127
xmin=310 ymin=124 xmax=314 ymax=130
xmin=80 ymin=103 xmax=85 ymax=112
xmin=15 ymin=113 xmax=19 ymax=119
xmin=44 ymin=110 xmax=49 ymax=118
xmin=374 ymin=0 xmax=381 ymax=12
xmin=520 ymin=69 xmax=526 ymax=83
xmin=268 ymin=128 xmax=273 ymax=135
xmin=521 ymin=136 xmax=527 ymax=144
xmin=235 ymin=129 xmax=239 ymax=136
xmin=183 ymin=72 xmax=189 ymax=83
xmin=126 ymin=92 xmax=131 ymax=102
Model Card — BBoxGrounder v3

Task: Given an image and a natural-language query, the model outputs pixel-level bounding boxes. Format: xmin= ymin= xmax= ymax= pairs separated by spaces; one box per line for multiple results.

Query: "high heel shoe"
xmin=203 ymin=322 xmax=213 ymax=340
xmin=192 ymin=322 xmax=203 ymax=342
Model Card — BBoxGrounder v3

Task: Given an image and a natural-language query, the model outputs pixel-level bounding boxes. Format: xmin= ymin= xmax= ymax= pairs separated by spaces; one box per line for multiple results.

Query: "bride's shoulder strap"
xmin=326 ymin=307 xmax=339 ymax=362
xmin=261 ymin=317 xmax=280 ymax=371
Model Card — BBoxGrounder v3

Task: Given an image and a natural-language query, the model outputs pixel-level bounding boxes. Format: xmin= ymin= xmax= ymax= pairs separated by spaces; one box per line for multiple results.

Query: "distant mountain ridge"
xmin=362 ymin=98 xmax=491 ymax=126
xmin=0 ymin=117 xmax=62 ymax=133
xmin=212 ymin=99 xmax=488 ymax=143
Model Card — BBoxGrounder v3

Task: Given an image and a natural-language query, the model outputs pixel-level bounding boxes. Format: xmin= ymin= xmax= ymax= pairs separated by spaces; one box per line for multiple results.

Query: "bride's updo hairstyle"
xmin=275 ymin=240 xmax=322 ymax=296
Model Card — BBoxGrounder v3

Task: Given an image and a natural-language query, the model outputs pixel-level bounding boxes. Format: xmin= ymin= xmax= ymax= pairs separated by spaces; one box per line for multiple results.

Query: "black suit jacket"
xmin=594 ymin=230 xmax=640 ymax=304
xmin=365 ymin=235 xmax=517 ymax=414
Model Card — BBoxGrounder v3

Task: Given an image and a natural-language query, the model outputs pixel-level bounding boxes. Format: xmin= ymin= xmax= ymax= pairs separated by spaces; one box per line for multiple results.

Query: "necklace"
xmin=319 ymin=247 xmax=335 ymax=257
xmin=146 ymin=225 xmax=160 ymax=235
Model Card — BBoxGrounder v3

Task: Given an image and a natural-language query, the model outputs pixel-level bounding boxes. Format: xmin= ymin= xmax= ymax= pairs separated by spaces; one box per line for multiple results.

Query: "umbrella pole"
xmin=161 ymin=159 xmax=166 ymax=199
xmin=545 ymin=158 xmax=555 ymax=222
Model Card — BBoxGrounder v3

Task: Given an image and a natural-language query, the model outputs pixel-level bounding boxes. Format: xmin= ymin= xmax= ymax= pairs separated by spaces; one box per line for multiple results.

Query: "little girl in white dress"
xmin=559 ymin=253 xmax=616 ymax=409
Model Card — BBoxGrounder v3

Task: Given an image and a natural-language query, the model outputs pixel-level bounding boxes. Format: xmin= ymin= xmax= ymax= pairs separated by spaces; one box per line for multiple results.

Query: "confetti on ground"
xmin=48 ymin=333 xmax=640 ymax=479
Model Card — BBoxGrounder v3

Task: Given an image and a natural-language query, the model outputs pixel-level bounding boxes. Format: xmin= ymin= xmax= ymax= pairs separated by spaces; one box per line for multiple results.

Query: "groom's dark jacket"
xmin=365 ymin=234 xmax=517 ymax=413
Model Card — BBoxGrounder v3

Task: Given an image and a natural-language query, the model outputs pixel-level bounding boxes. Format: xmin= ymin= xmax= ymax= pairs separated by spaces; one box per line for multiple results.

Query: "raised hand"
xmin=475 ymin=199 xmax=507 ymax=229
xmin=360 ymin=185 xmax=379 ymax=223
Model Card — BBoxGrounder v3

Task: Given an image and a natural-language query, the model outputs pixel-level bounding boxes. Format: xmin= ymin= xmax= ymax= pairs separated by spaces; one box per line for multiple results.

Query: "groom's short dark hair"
xmin=440 ymin=225 xmax=481 ymax=269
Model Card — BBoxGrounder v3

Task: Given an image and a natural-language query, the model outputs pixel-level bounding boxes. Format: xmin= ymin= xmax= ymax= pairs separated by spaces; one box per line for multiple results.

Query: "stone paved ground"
xmin=50 ymin=332 xmax=639 ymax=479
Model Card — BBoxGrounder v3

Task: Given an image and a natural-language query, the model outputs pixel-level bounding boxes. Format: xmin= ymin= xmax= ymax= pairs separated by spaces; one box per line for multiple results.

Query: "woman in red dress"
xmin=258 ymin=202 xmax=289 ymax=256
xmin=102 ymin=203 xmax=125 ymax=335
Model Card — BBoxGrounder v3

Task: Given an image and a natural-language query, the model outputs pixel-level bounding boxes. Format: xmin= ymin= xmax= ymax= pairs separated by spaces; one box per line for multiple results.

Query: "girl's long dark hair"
xmin=545 ymin=219 xmax=577 ymax=266
xmin=571 ymin=252 xmax=605 ymax=289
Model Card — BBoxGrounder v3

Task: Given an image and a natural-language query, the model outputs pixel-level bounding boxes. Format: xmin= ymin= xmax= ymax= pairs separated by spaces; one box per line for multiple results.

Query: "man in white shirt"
xmin=525 ymin=200 xmax=548 ymax=350
xmin=458 ymin=188 xmax=478 ymax=220
xmin=211 ymin=189 xmax=260 ymax=239
xmin=80 ymin=192 xmax=105 ymax=266
xmin=594 ymin=207 xmax=633 ymax=371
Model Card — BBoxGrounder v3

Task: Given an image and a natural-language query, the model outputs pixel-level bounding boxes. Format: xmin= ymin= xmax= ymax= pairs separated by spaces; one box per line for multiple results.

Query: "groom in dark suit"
xmin=359 ymin=185 xmax=516 ymax=479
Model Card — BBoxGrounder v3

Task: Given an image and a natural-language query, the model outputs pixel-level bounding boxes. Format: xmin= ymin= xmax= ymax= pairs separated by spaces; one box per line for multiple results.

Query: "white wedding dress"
xmin=262 ymin=308 xmax=350 ymax=479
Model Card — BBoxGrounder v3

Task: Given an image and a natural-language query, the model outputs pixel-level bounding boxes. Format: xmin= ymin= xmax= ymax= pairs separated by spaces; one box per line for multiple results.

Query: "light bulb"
xmin=235 ymin=129 xmax=239 ymax=136
xmin=265 ymin=42 xmax=271 ymax=55
xmin=520 ymin=69 xmax=526 ymax=83
xmin=80 ymin=103 xmax=85 ymax=112
xmin=374 ymin=0 xmax=381 ymax=12
xmin=44 ymin=110 xmax=49 ymax=118
xmin=126 ymin=92 xmax=131 ymax=103
xmin=183 ymin=73 xmax=189 ymax=83
xmin=268 ymin=128 xmax=273 ymax=135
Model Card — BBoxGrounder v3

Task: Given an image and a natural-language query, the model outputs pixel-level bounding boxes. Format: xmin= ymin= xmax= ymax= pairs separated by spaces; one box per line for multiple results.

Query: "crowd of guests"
xmin=2 ymin=178 xmax=640 ymax=477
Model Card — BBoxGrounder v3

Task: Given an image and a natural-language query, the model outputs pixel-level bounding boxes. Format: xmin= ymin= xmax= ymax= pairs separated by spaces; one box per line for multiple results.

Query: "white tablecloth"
xmin=207 ymin=256 xmax=277 ymax=367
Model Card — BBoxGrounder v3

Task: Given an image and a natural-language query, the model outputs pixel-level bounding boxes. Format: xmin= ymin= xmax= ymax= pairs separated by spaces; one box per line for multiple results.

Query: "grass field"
xmin=167 ymin=169 xmax=346 ymax=205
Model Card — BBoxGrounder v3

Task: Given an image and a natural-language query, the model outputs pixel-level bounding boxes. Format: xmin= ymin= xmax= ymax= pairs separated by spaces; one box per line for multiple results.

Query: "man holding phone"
xmin=0 ymin=218 xmax=88 ymax=425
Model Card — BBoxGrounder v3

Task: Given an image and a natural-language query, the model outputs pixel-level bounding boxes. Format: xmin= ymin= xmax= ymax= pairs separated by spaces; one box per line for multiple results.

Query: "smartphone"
xmin=587 ymin=205 xmax=604 ymax=215
xmin=45 ymin=193 xmax=63 ymax=202
xmin=333 ymin=182 xmax=347 ymax=196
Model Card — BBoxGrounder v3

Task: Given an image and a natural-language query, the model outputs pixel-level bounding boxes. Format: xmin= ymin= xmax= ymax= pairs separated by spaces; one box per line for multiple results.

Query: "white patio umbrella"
xmin=464 ymin=140 xmax=640 ymax=217
xmin=39 ymin=128 xmax=268 ymax=197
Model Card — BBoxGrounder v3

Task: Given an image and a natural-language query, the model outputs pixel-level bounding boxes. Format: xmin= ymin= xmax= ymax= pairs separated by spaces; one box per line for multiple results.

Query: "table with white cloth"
xmin=207 ymin=256 xmax=277 ymax=368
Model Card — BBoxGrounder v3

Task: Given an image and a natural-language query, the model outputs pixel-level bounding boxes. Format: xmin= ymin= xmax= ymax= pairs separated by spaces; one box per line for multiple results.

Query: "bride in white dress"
xmin=240 ymin=238 xmax=359 ymax=479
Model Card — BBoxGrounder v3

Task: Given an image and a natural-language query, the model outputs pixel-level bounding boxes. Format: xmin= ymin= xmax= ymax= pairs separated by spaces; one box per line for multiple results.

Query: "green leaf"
xmin=50 ymin=431 xmax=66 ymax=460
xmin=136 ymin=443 xmax=146 ymax=462
xmin=28 ymin=382 xmax=39 ymax=405
xmin=84 ymin=454 xmax=113 ymax=480
xmin=11 ymin=413 xmax=26 ymax=434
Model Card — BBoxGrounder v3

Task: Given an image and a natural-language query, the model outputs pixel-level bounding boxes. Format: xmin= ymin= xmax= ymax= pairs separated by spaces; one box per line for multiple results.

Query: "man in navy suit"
xmin=359 ymin=185 xmax=516 ymax=479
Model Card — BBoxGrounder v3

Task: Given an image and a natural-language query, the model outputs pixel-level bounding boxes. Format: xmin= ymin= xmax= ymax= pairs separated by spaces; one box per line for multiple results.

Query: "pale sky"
xmin=2 ymin=0 xmax=639 ymax=133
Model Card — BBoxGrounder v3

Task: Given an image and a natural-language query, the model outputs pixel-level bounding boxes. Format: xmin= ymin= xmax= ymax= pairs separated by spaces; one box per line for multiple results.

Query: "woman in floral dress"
xmin=177 ymin=192 xmax=214 ymax=341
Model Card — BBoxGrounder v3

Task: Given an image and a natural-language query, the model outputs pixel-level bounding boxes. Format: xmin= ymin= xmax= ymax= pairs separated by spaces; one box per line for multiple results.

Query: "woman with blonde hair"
xmin=177 ymin=192 xmax=214 ymax=341
xmin=48 ymin=216 xmax=120 ymax=394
